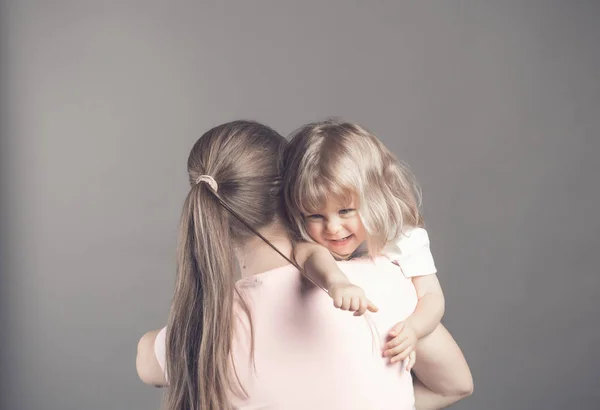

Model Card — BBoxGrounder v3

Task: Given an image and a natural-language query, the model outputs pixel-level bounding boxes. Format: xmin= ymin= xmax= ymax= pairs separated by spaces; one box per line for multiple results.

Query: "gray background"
xmin=2 ymin=1 xmax=599 ymax=409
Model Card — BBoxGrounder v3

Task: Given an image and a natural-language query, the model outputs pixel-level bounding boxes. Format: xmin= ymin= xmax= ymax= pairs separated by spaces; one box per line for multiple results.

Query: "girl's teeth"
xmin=332 ymin=236 xmax=350 ymax=242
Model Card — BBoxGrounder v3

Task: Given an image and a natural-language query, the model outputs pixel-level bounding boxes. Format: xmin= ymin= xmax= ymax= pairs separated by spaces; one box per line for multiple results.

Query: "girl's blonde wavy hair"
xmin=282 ymin=120 xmax=423 ymax=258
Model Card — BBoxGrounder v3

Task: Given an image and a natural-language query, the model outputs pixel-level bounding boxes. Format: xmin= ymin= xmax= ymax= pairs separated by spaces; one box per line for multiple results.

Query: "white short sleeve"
xmin=154 ymin=326 xmax=169 ymax=381
xmin=383 ymin=227 xmax=437 ymax=278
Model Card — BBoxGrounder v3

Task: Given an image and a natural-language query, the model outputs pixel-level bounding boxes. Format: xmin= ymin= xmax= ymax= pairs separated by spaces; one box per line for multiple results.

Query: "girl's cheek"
xmin=305 ymin=224 xmax=321 ymax=239
xmin=306 ymin=224 xmax=318 ymax=233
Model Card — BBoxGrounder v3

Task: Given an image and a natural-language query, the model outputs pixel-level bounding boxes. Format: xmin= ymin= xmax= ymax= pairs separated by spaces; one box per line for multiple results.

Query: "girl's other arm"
xmin=406 ymin=273 xmax=445 ymax=339
xmin=295 ymin=242 xmax=377 ymax=315
xmin=383 ymin=274 xmax=444 ymax=362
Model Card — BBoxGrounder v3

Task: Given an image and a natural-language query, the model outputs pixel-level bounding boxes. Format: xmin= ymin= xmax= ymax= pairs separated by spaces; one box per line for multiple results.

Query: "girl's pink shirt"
xmin=155 ymin=257 xmax=418 ymax=410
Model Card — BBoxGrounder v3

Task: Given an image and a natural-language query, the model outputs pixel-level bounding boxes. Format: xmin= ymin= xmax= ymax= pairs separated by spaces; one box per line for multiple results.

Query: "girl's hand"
xmin=328 ymin=283 xmax=378 ymax=316
xmin=405 ymin=350 xmax=416 ymax=371
xmin=383 ymin=321 xmax=418 ymax=367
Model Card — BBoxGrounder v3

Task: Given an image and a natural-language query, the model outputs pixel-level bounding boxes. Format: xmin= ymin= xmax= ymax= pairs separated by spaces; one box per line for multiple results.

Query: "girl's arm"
xmin=412 ymin=323 xmax=474 ymax=408
xmin=136 ymin=329 xmax=168 ymax=387
xmin=295 ymin=242 xmax=378 ymax=315
xmin=382 ymin=274 xmax=445 ymax=363
xmin=382 ymin=228 xmax=444 ymax=361
xmin=295 ymin=242 xmax=350 ymax=291
xmin=406 ymin=274 xmax=445 ymax=339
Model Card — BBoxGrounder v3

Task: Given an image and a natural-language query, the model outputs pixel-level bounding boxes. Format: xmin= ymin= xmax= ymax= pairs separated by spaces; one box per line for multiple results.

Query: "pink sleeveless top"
xmin=155 ymin=257 xmax=418 ymax=409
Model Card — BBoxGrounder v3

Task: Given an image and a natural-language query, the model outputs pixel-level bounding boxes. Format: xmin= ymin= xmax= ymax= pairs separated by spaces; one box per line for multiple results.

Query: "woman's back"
xmin=156 ymin=258 xmax=418 ymax=410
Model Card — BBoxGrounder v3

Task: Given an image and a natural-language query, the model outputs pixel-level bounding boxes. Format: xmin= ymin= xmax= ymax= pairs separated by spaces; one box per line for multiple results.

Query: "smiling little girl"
xmin=282 ymin=120 xmax=444 ymax=368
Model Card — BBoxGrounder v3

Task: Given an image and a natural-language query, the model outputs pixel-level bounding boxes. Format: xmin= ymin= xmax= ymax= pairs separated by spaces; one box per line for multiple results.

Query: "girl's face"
xmin=303 ymin=196 xmax=368 ymax=259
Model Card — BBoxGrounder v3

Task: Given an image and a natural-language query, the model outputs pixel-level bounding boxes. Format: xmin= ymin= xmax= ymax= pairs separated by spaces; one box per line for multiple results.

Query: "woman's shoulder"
xmin=235 ymin=257 xmax=403 ymax=293
xmin=236 ymin=263 xmax=298 ymax=286
xmin=337 ymin=256 xmax=400 ymax=275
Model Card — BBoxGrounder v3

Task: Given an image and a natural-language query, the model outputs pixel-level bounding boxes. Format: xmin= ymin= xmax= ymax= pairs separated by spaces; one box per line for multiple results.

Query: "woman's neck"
xmin=237 ymin=218 xmax=294 ymax=278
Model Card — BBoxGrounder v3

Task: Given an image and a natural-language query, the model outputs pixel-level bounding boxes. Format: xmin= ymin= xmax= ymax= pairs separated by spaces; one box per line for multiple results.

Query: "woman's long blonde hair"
xmin=165 ymin=120 xmax=287 ymax=410
xmin=282 ymin=119 xmax=423 ymax=257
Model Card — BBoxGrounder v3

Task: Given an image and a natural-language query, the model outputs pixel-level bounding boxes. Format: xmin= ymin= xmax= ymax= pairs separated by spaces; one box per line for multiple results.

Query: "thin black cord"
xmin=214 ymin=192 xmax=329 ymax=294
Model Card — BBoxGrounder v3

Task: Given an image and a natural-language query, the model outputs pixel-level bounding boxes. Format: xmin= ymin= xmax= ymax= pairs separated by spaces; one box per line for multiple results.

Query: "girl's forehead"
xmin=302 ymin=190 xmax=358 ymax=213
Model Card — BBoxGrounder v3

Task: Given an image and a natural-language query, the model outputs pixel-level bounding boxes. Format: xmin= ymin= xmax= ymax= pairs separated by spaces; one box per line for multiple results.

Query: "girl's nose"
xmin=324 ymin=219 xmax=340 ymax=234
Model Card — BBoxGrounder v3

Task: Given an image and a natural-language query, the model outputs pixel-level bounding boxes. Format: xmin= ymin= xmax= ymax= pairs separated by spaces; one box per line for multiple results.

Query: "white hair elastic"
xmin=195 ymin=175 xmax=218 ymax=192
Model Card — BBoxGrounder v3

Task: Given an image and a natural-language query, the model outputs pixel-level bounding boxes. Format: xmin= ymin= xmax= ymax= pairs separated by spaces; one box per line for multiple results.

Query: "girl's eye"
xmin=339 ymin=208 xmax=356 ymax=215
xmin=305 ymin=214 xmax=324 ymax=220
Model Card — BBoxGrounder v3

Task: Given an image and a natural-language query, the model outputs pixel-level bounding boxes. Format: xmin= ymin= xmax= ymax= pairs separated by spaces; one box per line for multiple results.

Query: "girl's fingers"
xmin=384 ymin=339 xmax=412 ymax=357
xmin=405 ymin=351 xmax=416 ymax=371
xmin=354 ymin=300 xmax=368 ymax=316
xmin=385 ymin=333 xmax=409 ymax=349
xmin=385 ymin=335 xmax=404 ymax=349
xmin=336 ymin=294 xmax=377 ymax=316
xmin=333 ymin=297 xmax=343 ymax=309
xmin=340 ymin=298 xmax=351 ymax=311
xmin=389 ymin=322 xmax=405 ymax=337
xmin=392 ymin=346 xmax=414 ymax=362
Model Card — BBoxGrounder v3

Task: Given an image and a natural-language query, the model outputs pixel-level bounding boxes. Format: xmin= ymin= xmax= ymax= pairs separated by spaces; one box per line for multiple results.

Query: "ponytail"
xmin=166 ymin=182 xmax=238 ymax=410
xmin=163 ymin=120 xmax=288 ymax=410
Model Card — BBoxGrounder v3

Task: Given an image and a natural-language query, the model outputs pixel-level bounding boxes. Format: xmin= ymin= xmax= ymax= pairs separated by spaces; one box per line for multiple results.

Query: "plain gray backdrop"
xmin=2 ymin=1 xmax=599 ymax=409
